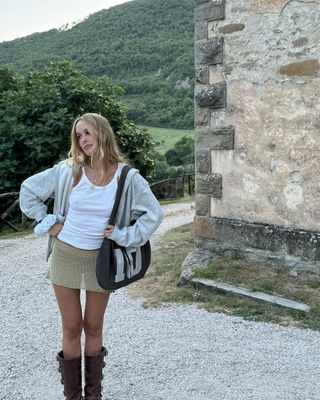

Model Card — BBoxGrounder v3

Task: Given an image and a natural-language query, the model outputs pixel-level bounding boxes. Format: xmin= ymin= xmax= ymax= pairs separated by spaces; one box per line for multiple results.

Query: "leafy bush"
xmin=0 ymin=62 xmax=154 ymax=193
xmin=165 ymin=135 xmax=194 ymax=166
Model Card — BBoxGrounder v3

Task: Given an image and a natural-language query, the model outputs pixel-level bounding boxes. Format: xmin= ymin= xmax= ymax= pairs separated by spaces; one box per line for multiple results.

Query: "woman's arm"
xmin=108 ymin=172 xmax=163 ymax=247
xmin=19 ymin=164 xmax=58 ymax=222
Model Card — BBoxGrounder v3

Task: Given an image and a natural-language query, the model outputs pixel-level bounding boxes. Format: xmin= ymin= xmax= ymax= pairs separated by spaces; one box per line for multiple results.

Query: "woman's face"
xmin=75 ymin=120 xmax=97 ymax=157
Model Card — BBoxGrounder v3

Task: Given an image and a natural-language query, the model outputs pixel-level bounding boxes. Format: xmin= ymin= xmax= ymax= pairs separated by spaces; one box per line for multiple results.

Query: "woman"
xmin=19 ymin=113 xmax=163 ymax=400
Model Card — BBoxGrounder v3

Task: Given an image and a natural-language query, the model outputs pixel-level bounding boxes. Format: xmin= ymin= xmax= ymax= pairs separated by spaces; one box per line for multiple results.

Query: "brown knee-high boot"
xmin=57 ymin=351 xmax=83 ymax=400
xmin=84 ymin=347 xmax=107 ymax=400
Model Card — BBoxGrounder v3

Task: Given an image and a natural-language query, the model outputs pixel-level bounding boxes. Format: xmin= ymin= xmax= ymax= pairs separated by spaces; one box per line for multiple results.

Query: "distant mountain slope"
xmin=0 ymin=0 xmax=194 ymax=128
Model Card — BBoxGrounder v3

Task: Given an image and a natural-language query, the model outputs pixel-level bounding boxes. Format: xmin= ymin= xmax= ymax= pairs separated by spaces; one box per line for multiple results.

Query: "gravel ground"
xmin=1 ymin=201 xmax=320 ymax=400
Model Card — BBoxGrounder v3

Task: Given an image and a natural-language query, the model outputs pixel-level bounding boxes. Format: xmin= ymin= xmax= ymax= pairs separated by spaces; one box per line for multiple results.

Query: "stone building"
xmin=193 ymin=0 xmax=320 ymax=271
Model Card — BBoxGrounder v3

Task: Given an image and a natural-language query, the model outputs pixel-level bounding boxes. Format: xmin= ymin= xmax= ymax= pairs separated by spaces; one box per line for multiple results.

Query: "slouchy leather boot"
xmin=84 ymin=347 xmax=107 ymax=400
xmin=57 ymin=351 xmax=83 ymax=400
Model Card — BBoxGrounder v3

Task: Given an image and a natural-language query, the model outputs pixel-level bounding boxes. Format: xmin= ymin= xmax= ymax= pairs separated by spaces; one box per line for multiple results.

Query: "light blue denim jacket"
xmin=19 ymin=160 xmax=164 ymax=260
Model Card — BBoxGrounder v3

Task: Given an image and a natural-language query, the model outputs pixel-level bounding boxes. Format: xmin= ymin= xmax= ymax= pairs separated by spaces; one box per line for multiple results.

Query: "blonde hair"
xmin=68 ymin=113 xmax=126 ymax=185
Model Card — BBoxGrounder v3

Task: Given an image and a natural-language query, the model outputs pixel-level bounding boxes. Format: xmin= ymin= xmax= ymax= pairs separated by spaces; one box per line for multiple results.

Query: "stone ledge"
xmin=192 ymin=278 xmax=310 ymax=312
xmin=195 ymin=216 xmax=320 ymax=261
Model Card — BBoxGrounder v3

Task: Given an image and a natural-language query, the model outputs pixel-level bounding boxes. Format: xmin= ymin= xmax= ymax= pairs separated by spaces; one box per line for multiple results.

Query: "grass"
xmin=127 ymin=223 xmax=320 ymax=331
xmin=139 ymin=125 xmax=194 ymax=154
xmin=159 ymin=194 xmax=195 ymax=206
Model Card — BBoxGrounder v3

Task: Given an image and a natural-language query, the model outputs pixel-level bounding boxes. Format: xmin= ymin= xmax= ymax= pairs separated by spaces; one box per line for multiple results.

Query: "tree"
xmin=165 ymin=135 xmax=194 ymax=166
xmin=0 ymin=62 xmax=154 ymax=193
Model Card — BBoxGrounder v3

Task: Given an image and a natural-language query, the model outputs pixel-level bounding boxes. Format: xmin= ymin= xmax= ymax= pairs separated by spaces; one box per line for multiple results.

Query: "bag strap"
xmin=108 ymin=165 xmax=132 ymax=225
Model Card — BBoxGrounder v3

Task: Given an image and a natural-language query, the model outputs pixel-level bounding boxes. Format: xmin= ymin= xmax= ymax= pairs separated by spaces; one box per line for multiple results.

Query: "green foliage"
xmin=149 ymin=151 xmax=178 ymax=183
xmin=0 ymin=62 xmax=154 ymax=193
xmin=0 ymin=0 xmax=194 ymax=129
xmin=141 ymin=125 xmax=194 ymax=154
xmin=0 ymin=66 xmax=18 ymax=92
xmin=165 ymin=135 xmax=194 ymax=166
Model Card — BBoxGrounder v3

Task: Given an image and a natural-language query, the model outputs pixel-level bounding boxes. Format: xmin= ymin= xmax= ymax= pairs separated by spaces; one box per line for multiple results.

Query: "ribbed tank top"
xmin=57 ymin=165 xmax=119 ymax=249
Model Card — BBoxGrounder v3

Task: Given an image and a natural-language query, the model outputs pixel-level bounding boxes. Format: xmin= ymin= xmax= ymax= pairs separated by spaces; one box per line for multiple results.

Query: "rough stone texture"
xmin=196 ymin=126 xmax=235 ymax=150
xmin=195 ymin=67 xmax=210 ymax=84
xmin=195 ymin=236 xmax=320 ymax=272
xmin=195 ymin=194 xmax=210 ymax=217
xmin=196 ymin=174 xmax=222 ymax=197
xmin=279 ymin=59 xmax=320 ymax=76
xmin=209 ymin=68 xmax=225 ymax=84
xmin=195 ymin=150 xmax=210 ymax=174
xmin=249 ymin=0 xmax=320 ymax=13
xmin=195 ymin=2 xmax=225 ymax=22
xmin=150 ymin=178 xmax=184 ymax=200
xmin=195 ymin=38 xmax=224 ymax=66
xmin=211 ymin=78 xmax=320 ymax=230
xmin=195 ymin=20 xmax=208 ymax=41
xmin=218 ymin=23 xmax=245 ymax=34
xmin=223 ymin=0 xmax=320 ymax=83
xmin=194 ymin=105 xmax=211 ymax=126
xmin=195 ymin=84 xmax=226 ymax=108
xmin=195 ymin=216 xmax=320 ymax=261
xmin=176 ymin=248 xmax=216 ymax=286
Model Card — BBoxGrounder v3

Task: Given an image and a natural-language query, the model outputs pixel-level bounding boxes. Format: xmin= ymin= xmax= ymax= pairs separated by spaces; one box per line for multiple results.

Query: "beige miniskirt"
xmin=46 ymin=239 xmax=110 ymax=293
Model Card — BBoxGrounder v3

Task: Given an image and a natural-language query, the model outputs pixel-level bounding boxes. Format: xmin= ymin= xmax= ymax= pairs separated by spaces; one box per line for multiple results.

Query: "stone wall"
xmin=194 ymin=0 xmax=320 ymax=267
xmin=150 ymin=178 xmax=184 ymax=200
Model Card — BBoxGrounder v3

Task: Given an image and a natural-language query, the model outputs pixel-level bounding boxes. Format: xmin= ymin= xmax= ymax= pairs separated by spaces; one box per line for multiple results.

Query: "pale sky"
xmin=0 ymin=0 xmax=133 ymax=42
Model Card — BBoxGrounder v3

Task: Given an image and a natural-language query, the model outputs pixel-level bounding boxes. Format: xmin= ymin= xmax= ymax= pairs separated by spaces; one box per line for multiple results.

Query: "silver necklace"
xmin=86 ymin=166 xmax=101 ymax=190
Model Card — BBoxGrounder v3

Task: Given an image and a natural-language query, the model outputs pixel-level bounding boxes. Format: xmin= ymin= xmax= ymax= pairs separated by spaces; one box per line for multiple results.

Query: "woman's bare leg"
xmin=53 ymin=284 xmax=83 ymax=359
xmin=83 ymin=291 xmax=111 ymax=356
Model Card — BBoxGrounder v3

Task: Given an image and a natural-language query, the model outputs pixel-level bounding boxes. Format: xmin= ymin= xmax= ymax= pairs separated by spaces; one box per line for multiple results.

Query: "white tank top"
xmin=57 ymin=165 xmax=119 ymax=250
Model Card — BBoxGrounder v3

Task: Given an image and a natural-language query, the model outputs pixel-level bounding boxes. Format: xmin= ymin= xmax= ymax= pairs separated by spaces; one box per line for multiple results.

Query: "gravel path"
xmin=1 ymin=201 xmax=320 ymax=400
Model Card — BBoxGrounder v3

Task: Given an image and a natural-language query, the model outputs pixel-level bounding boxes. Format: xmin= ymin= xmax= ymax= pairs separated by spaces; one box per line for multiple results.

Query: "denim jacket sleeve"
xmin=19 ymin=165 xmax=57 ymax=222
xmin=109 ymin=172 xmax=163 ymax=247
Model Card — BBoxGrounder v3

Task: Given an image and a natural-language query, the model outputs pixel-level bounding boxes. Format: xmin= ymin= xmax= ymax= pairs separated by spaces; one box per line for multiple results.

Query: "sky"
xmin=0 ymin=0 xmax=133 ymax=42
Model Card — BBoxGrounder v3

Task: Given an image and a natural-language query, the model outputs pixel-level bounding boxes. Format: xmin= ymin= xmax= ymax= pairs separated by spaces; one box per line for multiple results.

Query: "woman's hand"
xmin=104 ymin=224 xmax=115 ymax=238
xmin=48 ymin=223 xmax=63 ymax=236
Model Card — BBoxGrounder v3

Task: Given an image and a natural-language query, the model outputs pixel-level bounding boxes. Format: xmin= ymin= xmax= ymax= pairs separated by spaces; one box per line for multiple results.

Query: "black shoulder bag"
xmin=96 ymin=166 xmax=151 ymax=290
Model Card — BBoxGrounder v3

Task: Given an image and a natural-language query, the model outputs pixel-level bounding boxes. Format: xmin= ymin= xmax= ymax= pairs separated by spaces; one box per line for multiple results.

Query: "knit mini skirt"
xmin=46 ymin=239 xmax=110 ymax=293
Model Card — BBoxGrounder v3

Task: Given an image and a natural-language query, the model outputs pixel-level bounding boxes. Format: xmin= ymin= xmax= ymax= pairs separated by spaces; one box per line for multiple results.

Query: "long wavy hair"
xmin=68 ymin=113 xmax=127 ymax=185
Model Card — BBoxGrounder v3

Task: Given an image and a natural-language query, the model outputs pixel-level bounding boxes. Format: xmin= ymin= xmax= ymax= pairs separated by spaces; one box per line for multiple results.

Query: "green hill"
xmin=141 ymin=126 xmax=194 ymax=154
xmin=0 ymin=0 xmax=194 ymax=128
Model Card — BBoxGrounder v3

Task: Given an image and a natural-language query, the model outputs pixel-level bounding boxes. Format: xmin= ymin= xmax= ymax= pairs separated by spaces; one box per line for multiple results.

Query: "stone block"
xmin=195 ymin=84 xmax=226 ymax=108
xmin=195 ymin=150 xmax=210 ymax=174
xmin=195 ymin=2 xmax=225 ymax=22
xmin=196 ymin=174 xmax=222 ymax=197
xmin=194 ymin=105 xmax=211 ymax=126
xmin=195 ymin=21 xmax=208 ymax=41
xmin=194 ymin=216 xmax=320 ymax=261
xmin=209 ymin=68 xmax=224 ymax=84
xmin=279 ymin=59 xmax=320 ymax=77
xmin=195 ymin=194 xmax=210 ymax=216
xmin=218 ymin=23 xmax=245 ymax=34
xmin=195 ymin=67 xmax=210 ymax=84
xmin=196 ymin=126 xmax=235 ymax=150
xmin=195 ymin=38 xmax=223 ymax=66
xmin=177 ymin=248 xmax=216 ymax=286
